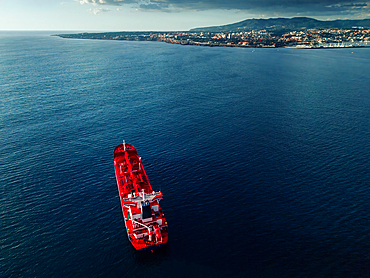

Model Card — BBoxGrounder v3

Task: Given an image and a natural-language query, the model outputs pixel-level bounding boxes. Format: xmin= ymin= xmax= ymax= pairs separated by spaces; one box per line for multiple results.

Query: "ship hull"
xmin=114 ymin=142 xmax=168 ymax=251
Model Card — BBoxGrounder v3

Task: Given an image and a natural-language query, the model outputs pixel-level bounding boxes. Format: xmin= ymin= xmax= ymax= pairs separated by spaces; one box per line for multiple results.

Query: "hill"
xmin=190 ymin=17 xmax=370 ymax=32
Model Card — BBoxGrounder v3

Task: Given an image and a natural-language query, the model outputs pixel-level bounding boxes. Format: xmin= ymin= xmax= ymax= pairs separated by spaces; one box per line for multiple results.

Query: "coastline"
xmin=55 ymin=31 xmax=370 ymax=49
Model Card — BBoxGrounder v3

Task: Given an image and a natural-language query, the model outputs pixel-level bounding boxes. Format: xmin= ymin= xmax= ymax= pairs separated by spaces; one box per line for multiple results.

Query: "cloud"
xmin=88 ymin=7 xmax=111 ymax=14
xmin=76 ymin=0 xmax=370 ymax=18
xmin=138 ymin=2 xmax=170 ymax=11
xmin=77 ymin=0 xmax=136 ymax=5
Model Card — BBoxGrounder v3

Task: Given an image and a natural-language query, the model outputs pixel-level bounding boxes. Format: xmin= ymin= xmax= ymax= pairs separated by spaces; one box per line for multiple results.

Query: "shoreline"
xmin=55 ymin=33 xmax=370 ymax=50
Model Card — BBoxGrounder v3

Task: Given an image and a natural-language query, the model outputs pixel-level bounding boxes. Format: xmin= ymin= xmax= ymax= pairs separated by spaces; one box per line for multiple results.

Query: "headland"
xmin=56 ymin=17 xmax=370 ymax=49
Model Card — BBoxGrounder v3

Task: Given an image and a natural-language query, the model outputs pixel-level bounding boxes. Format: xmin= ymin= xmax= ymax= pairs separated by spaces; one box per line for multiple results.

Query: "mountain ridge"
xmin=190 ymin=17 xmax=370 ymax=32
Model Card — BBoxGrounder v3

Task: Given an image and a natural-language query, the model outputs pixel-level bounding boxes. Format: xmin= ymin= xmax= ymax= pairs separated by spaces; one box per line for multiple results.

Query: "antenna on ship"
xmin=139 ymin=157 xmax=141 ymax=171
xmin=123 ymin=140 xmax=126 ymax=151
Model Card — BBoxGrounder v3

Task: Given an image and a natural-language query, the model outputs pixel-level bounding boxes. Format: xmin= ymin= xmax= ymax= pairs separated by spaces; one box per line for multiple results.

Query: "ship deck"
xmin=114 ymin=142 xmax=168 ymax=250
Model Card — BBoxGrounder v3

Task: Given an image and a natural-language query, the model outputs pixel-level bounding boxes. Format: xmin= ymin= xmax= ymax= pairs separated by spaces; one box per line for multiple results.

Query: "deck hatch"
xmin=141 ymin=201 xmax=152 ymax=219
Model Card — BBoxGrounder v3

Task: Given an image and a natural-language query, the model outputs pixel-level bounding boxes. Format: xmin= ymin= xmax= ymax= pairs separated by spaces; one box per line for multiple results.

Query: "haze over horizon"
xmin=1 ymin=0 xmax=370 ymax=31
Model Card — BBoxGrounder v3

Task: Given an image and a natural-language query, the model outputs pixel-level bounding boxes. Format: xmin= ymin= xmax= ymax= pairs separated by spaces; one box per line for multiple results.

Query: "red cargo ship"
xmin=113 ymin=141 xmax=168 ymax=251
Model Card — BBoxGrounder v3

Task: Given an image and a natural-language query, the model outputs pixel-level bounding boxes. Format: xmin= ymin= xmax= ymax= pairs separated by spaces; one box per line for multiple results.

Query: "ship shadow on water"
xmin=134 ymin=243 xmax=170 ymax=263
xmin=130 ymin=244 xmax=171 ymax=276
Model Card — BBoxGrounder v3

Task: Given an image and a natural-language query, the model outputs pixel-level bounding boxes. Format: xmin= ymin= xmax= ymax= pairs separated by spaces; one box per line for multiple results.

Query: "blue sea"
xmin=1 ymin=31 xmax=370 ymax=277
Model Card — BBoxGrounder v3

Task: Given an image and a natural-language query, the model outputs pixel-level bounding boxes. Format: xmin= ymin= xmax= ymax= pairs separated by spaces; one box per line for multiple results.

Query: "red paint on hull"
xmin=113 ymin=142 xmax=168 ymax=251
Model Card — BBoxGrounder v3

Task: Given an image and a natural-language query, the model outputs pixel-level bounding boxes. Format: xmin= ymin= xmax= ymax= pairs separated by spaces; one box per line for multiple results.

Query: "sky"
xmin=0 ymin=0 xmax=369 ymax=31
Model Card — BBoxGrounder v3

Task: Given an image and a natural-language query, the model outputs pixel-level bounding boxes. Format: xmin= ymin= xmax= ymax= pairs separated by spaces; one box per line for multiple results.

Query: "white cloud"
xmin=88 ymin=8 xmax=111 ymax=14
xmin=79 ymin=0 xmax=108 ymax=6
xmin=77 ymin=0 xmax=133 ymax=6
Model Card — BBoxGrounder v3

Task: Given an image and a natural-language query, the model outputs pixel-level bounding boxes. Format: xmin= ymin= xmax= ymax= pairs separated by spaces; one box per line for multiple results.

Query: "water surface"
xmin=1 ymin=32 xmax=370 ymax=277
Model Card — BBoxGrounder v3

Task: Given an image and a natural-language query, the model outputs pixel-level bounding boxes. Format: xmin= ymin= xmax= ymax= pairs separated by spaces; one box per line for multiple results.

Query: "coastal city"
xmin=59 ymin=28 xmax=370 ymax=48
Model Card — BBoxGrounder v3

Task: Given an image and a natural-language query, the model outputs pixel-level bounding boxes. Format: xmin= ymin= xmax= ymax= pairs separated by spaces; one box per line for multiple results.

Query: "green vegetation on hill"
xmin=190 ymin=17 xmax=370 ymax=32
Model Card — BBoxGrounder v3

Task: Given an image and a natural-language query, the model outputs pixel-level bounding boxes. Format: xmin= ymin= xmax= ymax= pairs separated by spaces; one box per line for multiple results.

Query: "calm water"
xmin=1 ymin=31 xmax=370 ymax=277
